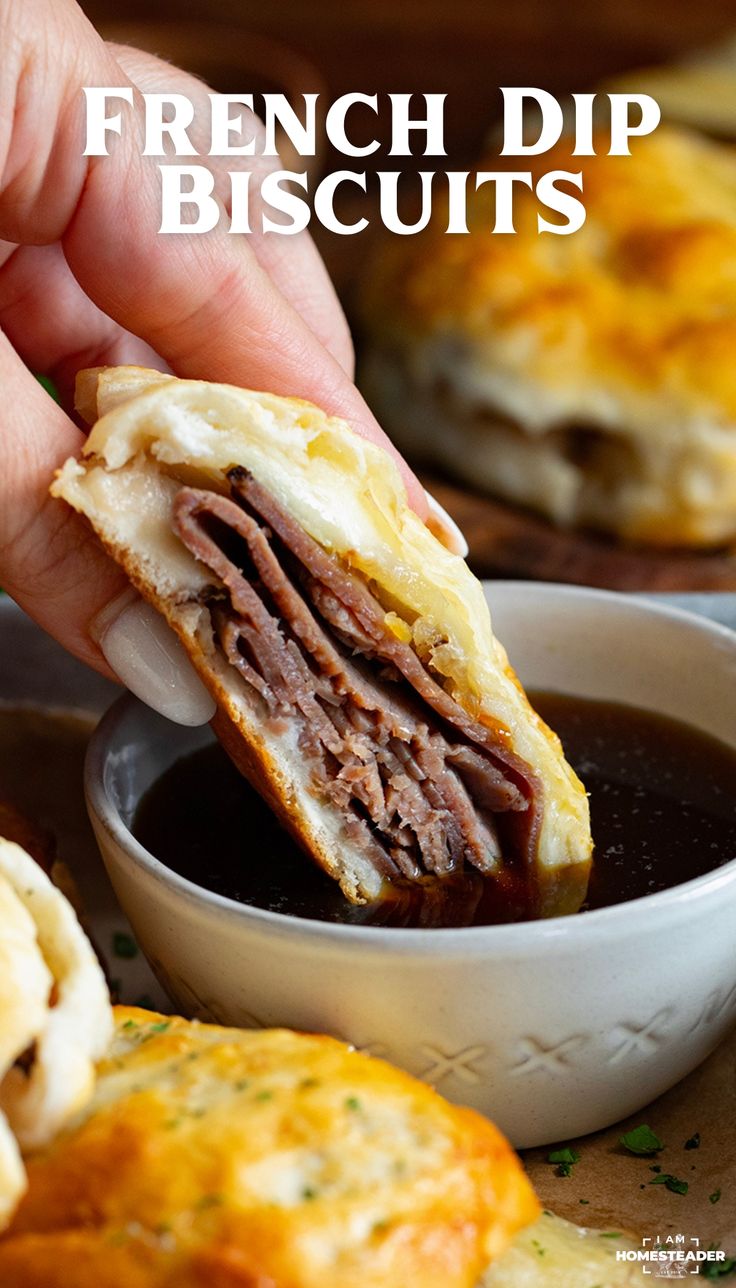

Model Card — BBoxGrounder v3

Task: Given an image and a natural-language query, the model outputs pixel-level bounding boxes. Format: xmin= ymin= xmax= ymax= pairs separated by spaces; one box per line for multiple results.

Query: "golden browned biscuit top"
xmin=366 ymin=127 xmax=736 ymax=420
xmin=360 ymin=127 xmax=736 ymax=546
xmin=0 ymin=1007 xmax=537 ymax=1288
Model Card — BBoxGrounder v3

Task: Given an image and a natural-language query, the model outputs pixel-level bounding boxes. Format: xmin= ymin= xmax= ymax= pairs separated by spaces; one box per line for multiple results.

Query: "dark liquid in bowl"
xmin=133 ymin=694 xmax=736 ymax=926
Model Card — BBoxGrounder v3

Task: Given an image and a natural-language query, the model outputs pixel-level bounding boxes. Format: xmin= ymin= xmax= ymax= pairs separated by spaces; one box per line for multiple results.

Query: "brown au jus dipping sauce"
xmin=133 ymin=693 xmax=736 ymax=928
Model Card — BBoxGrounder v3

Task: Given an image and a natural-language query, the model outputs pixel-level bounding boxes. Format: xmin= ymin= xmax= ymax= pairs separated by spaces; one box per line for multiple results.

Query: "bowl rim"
xmin=85 ymin=581 xmax=736 ymax=956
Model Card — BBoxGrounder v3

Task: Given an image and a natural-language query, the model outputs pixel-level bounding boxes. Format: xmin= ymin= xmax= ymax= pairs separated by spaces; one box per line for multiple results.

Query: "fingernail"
xmin=94 ymin=595 xmax=216 ymax=727
xmin=424 ymin=490 xmax=469 ymax=558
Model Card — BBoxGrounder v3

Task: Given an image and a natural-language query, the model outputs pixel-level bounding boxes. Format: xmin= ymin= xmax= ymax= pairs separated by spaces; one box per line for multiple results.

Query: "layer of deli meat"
xmin=52 ymin=368 xmax=592 ymax=919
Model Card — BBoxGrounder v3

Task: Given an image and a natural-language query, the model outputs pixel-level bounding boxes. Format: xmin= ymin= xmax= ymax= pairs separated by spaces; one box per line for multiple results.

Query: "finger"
xmin=111 ymin=43 xmax=355 ymax=379
xmin=0 ymin=330 xmax=218 ymax=721
xmin=0 ymin=0 xmax=427 ymax=517
xmin=0 ymin=241 xmax=166 ymax=411
xmin=64 ymin=159 xmax=427 ymax=514
xmin=65 ymin=41 xmax=419 ymax=504
xmin=0 ymin=327 xmax=127 ymax=673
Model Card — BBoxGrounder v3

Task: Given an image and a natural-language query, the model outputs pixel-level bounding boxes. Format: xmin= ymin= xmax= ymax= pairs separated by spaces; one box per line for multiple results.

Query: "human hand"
xmin=0 ymin=0 xmax=463 ymax=724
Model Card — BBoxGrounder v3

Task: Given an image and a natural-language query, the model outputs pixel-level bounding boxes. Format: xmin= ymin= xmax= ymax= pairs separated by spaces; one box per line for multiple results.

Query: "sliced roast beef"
xmin=172 ymin=473 xmax=542 ymax=899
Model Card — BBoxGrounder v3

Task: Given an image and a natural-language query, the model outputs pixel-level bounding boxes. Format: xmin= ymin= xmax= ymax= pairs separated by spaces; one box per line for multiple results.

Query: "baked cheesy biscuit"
xmin=52 ymin=367 xmax=591 ymax=920
xmin=360 ymin=126 xmax=736 ymax=548
xmin=0 ymin=839 xmax=111 ymax=1229
xmin=0 ymin=1006 xmax=538 ymax=1288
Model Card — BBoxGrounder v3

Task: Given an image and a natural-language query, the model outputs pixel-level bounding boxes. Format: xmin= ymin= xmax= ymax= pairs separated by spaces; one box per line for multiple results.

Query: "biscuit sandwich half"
xmin=53 ymin=367 xmax=591 ymax=923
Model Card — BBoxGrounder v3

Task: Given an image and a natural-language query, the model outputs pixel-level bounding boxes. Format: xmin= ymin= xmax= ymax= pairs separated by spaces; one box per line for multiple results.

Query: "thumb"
xmin=0 ymin=338 xmax=214 ymax=724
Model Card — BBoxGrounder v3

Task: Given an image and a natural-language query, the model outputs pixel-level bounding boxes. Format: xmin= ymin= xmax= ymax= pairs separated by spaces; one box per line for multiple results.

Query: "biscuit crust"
xmin=360 ymin=127 xmax=736 ymax=547
xmin=0 ymin=1007 xmax=539 ymax=1288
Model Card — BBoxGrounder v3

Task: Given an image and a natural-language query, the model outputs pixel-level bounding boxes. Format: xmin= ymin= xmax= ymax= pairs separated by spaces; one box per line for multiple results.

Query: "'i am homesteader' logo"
xmin=616 ymin=1235 xmax=726 ymax=1276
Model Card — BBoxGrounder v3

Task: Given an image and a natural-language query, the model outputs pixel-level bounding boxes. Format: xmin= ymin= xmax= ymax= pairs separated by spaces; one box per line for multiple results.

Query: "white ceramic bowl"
xmin=85 ymin=583 xmax=736 ymax=1147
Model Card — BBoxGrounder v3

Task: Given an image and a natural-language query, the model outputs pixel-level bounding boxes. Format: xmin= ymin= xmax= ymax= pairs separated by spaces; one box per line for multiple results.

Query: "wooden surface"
xmin=423 ymin=474 xmax=736 ymax=591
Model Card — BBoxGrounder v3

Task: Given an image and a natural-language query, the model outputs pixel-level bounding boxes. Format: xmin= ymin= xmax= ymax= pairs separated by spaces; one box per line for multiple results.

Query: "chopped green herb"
xmin=710 ymin=1189 xmax=722 ymax=1205
xmin=531 ymin=1239 xmax=546 ymax=1257
xmin=700 ymin=1254 xmax=736 ymax=1279
xmin=684 ymin=1131 xmax=700 ymax=1150
xmin=547 ymin=1147 xmax=580 ymax=1165
xmin=149 ymin=1021 xmax=171 ymax=1034
xmin=619 ymin=1124 xmax=664 ymax=1156
xmin=579 ymin=1198 xmax=590 ymax=1205
xmin=234 ymin=1079 xmax=250 ymax=1092
xmin=255 ymin=1090 xmax=273 ymax=1102
xmin=649 ymin=1174 xmax=688 ymax=1196
xmin=113 ymin=932 xmax=138 ymax=959
xmin=345 ymin=1096 xmax=362 ymax=1112
xmin=106 ymin=1229 xmax=130 ymax=1247
xmin=195 ymin=1193 xmax=224 ymax=1210
xmin=122 ymin=1019 xmax=138 ymax=1031
xmin=650 ymin=1164 xmax=662 ymax=1173
xmin=302 ymin=1186 xmax=318 ymax=1201
xmin=599 ymin=1232 xmax=622 ymax=1239
xmin=547 ymin=1146 xmax=580 ymax=1178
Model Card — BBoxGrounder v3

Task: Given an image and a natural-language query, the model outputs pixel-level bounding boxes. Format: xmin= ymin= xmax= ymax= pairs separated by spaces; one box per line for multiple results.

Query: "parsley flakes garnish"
xmin=619 ymin=1124 xmax=664 ymax=1156
xmin=684 ymin=1131 xmax=700 ymax=1150
xmin=701 ymin=1253 xmax=736 ymax=1279
xmin=547 ymin=1147 xmax=580 ymax=1178
xmin=710 ymin=1189 xmax=722 ymax=1205
xmin=649 ymin=1173 xmax=688 ymax=1196
xmin=195 ymin=1193 xmax=223 ymax=1211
